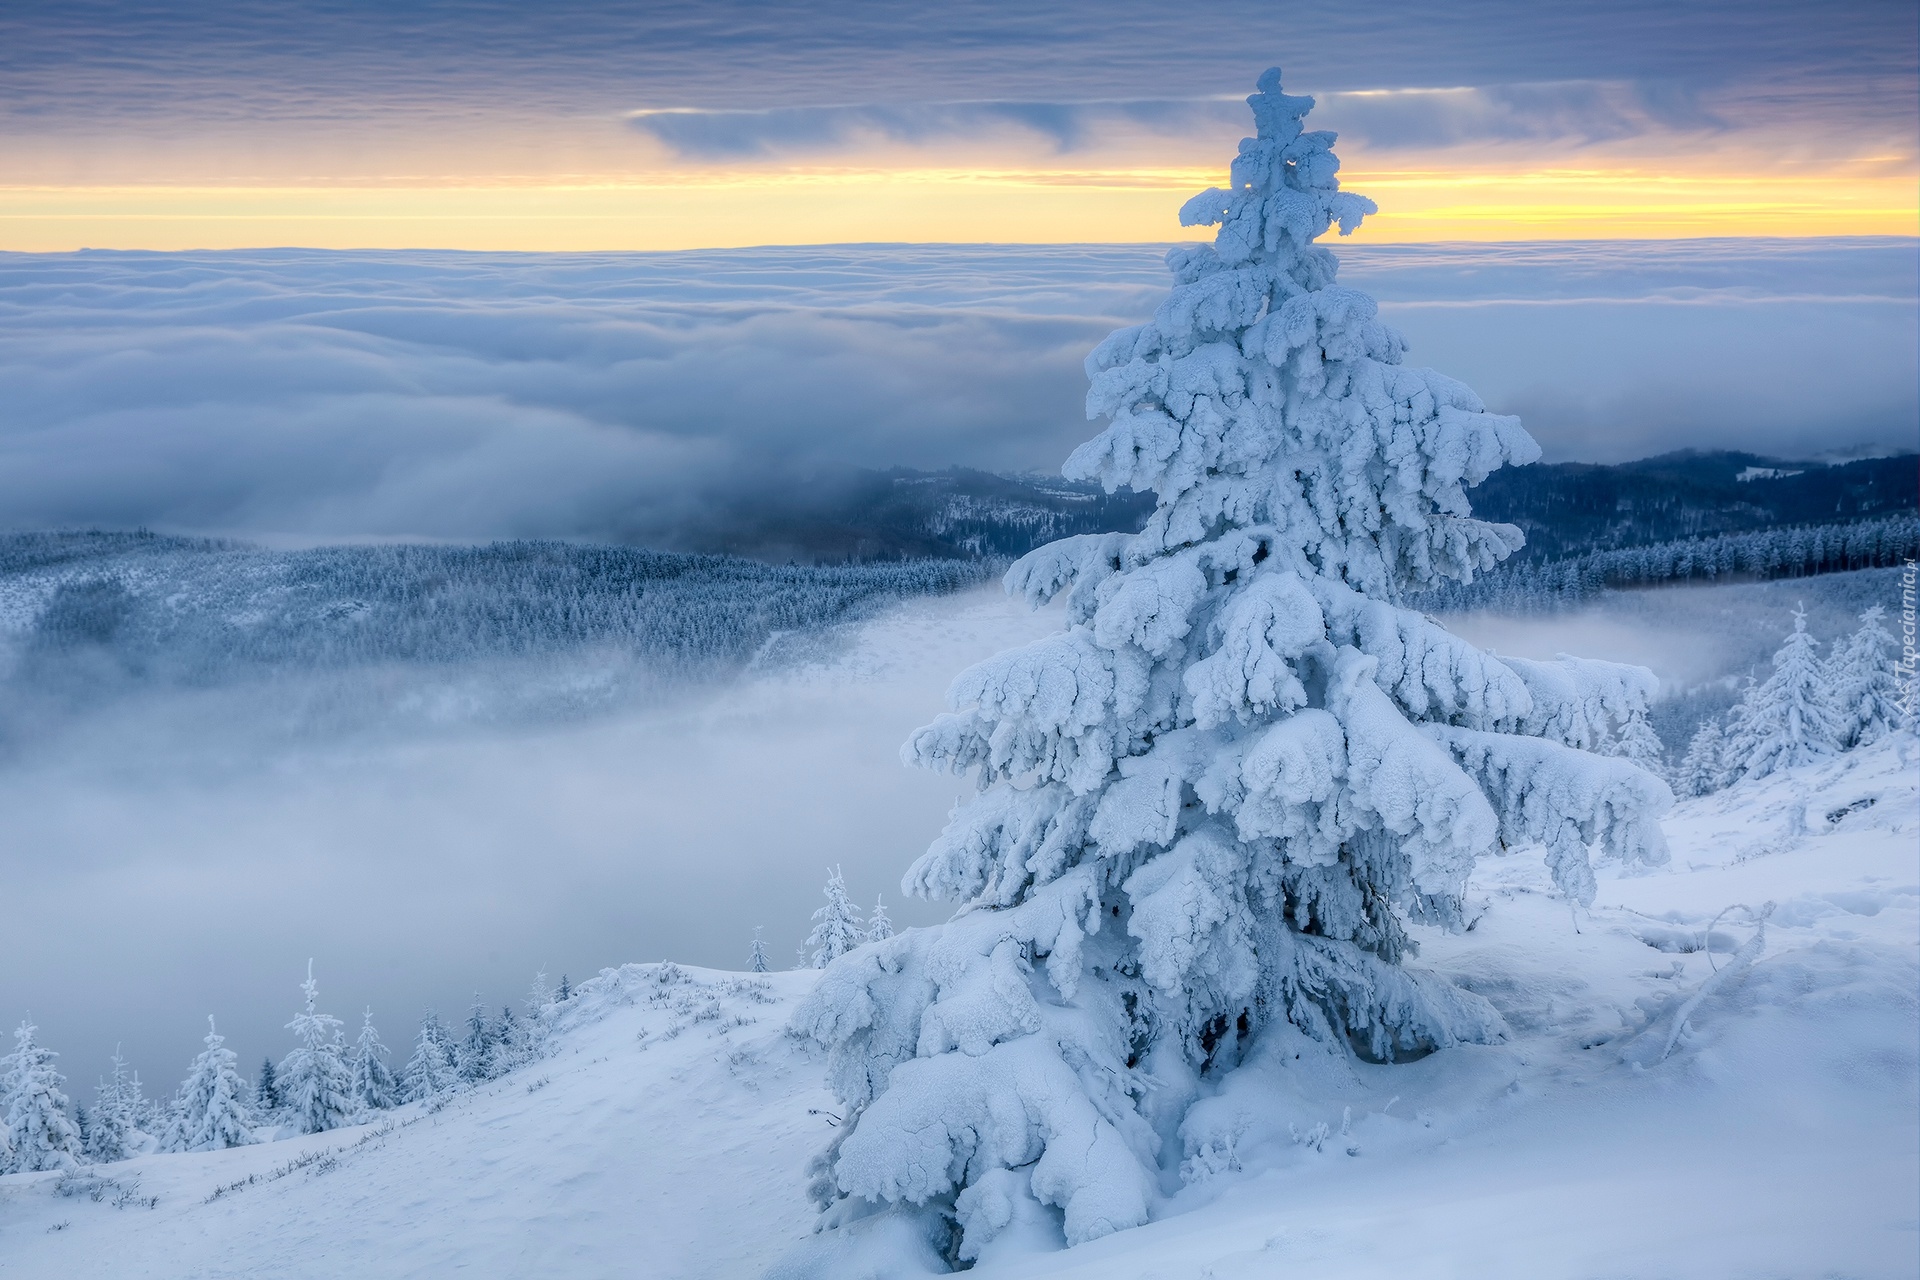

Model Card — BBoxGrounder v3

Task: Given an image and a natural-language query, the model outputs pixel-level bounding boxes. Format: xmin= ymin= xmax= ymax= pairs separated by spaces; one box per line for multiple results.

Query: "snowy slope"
xmin=2 ymin=740 xmax=1914 ymax=1279
xmin=0 ymin=966 xmax=838 ymax=1278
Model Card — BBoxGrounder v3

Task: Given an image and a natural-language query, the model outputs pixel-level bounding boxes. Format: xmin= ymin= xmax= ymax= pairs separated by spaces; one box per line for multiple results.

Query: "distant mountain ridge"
xmin=684 ymin=450 xmax=1915 ymax=565
xmin=1460 ymin=449 xmax=1917 ymax=562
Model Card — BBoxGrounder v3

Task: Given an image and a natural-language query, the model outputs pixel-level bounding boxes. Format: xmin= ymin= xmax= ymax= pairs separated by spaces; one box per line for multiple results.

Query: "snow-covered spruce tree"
xmin=1726 ymin=607 xmax=1844 ymax=781
xmin=867 ymin=895 xmax=895 ymax=944
xmin=795 ymin=68 xmax=1672 ymax=1260
xmin=349 ymin=1009 xmax=399 ymax=1113
xmin=807 ymin=866 xmax=864 ymax=968
xmin=2 ymin=1020 xmax=82 ymax=1172
xmin=84 ymin=1048 xmax=139 ymax=1164
xmin=750 ymin=928 xmax=772 ymax=974
xmin=1675 ymin=717 xmax=1726 ymax=798
xmin=1607 ymin=708 xmax=1665 ymax=775
xmin=458 ymin=996 xmax=495 ymax=1083
xmin=401 ymin=1011 xmax=460 ymax=1102
xmin=165 ymin=1017 xmax=255 ymax=1153
xmin=1830 ymin=605 xmax=1902 ymax=748
xmin=489 ymin=1006 xmax=523 ymax=1077
xmin=521 ymin=972 xmax=556 ymax=1059
xmin=280 ymin=961 xmax=356 ymax=1134
xmin=255 ymin=1056 xmax=281 ymax=1116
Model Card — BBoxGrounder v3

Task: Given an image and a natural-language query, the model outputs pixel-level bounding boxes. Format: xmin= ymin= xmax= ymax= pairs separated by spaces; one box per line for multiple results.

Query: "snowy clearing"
xmin=2 ymin=735 xmax=1912 ymax=1278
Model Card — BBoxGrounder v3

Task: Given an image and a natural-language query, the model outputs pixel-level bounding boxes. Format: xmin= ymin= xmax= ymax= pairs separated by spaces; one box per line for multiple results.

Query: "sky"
xmin=2 ymin=0 xmax=1915 ymax=250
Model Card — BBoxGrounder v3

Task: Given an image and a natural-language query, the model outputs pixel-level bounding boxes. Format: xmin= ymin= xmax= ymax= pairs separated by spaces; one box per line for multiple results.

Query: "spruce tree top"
xmin=1057 ymin=65 xmax=1538 ymax=600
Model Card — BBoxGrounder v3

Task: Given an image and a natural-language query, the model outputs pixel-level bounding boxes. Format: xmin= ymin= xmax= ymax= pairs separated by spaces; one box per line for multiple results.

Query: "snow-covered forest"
xmin=1414 ymin=514 xmax=1918 ymax=614
xmin=2 ymin=532 xmax=991 ymax=685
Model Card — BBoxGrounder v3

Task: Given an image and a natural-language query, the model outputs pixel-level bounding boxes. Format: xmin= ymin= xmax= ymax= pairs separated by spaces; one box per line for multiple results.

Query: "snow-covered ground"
xmin=3 ymin=735 xmax=1913 ymax=1277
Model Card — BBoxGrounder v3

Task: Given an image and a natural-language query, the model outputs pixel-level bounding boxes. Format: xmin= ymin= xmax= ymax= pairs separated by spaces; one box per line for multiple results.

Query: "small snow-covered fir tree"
xmin=280 ymin=961 xmax=356 ymax=1134
xmin=401 ymin=1011 xmax=460 ymax=1102
xmin=1830 ymin=605 xmax=1902 ymax=748
xmin=458 ymin=996 xmax=495 ymax=1083
xmin=796 ymin=68 xmax=1672 ymax=1259
xmin=1727 ymin=607 xmax=1844 ymax=780
xmin=165 ymin=1017 xmax=255 ymax=1153
xmin=84 ymin=1048 xmax=138 ymax=1164
xmin=256 ymin=1056 xmax=280 ymax=1115
xmin=123 ymin=1069 xmax=154 ymax=1143
xmin=489 ymin=1007 xmax=522 ymax=1077
xmin=1607 ymin=708 xmax=1666 ymax=774
xmin=749 ymin=928 xmax=771 ymax=974
xmin=806 ymin=866 xmax=864 ymax=968
xmin=1675 ymin=717 xmax=1726 ymax=798
xmin=866 ymin=895 xmax=895 ymax=943
xmin=2 ymin=1020 xmax=82 ymax=1172
xmin=348 ymin=1009 xmax=399 ymax=1113
xmin=520 ymin=972 xmax=556 ymax=1060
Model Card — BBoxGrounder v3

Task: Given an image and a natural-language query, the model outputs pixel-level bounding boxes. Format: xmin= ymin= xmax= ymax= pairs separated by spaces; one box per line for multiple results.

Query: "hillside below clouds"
xmin=664 ymin=451 xmax=1915 ymax=565
xmin=1 ymin=735 xmax=1912 ymax=1278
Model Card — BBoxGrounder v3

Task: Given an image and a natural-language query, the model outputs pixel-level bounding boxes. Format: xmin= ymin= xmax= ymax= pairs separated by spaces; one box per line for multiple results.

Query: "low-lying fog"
xmin=2 ymin=565 xmax=1899 ymax=1095
xmin=0 ymin=586 xmax=1059 ymax=1085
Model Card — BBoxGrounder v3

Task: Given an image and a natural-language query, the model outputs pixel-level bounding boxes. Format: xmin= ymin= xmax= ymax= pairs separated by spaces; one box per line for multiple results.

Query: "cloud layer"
xmin=6 ymin=0 xmax=1911 ymax=129
xmin=627 ymin=83 xmax=1725 ymax=162
xmin=0 ymin=239 xmax=1912 ymax=542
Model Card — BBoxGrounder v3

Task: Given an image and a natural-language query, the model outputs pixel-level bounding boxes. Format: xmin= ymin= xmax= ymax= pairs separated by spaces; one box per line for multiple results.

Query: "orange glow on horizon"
xmin=3 ymin=161 xmax=1914 ymax=252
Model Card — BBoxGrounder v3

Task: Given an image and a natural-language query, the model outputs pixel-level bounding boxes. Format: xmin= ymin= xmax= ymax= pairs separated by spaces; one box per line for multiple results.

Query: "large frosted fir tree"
xmin=1727 ymin=607 xmax=1843 ymax=780
xmin=796 ymin=69 xmax=1672 ymax=1261
xmin=281 ymin=961 xmax=356 ymax=1134
xmin=2 ymin=1020 xmax=82 ymax=1173
xmin=165 ymin=1017 xmax=256 ymax=1153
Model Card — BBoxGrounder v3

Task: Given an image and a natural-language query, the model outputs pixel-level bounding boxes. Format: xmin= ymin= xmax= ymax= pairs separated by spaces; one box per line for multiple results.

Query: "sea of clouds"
xmin=0 ymin=238 xmax=1912 ymax=545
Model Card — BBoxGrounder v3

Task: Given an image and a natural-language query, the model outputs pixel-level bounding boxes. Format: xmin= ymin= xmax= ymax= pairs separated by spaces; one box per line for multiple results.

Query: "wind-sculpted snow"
xmin=797 ymin=70 xmax=1674 ymax=1264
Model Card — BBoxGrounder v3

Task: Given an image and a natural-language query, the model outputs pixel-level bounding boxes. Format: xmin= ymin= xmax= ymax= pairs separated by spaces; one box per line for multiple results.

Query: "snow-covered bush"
xmin=163 ymin=1018 xmax=256 ymax=1153
xmin=2 ymin=1020 xmax=83 ymax=1172
xmin=794 ymin=68 xmax=1671 ymax=1262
